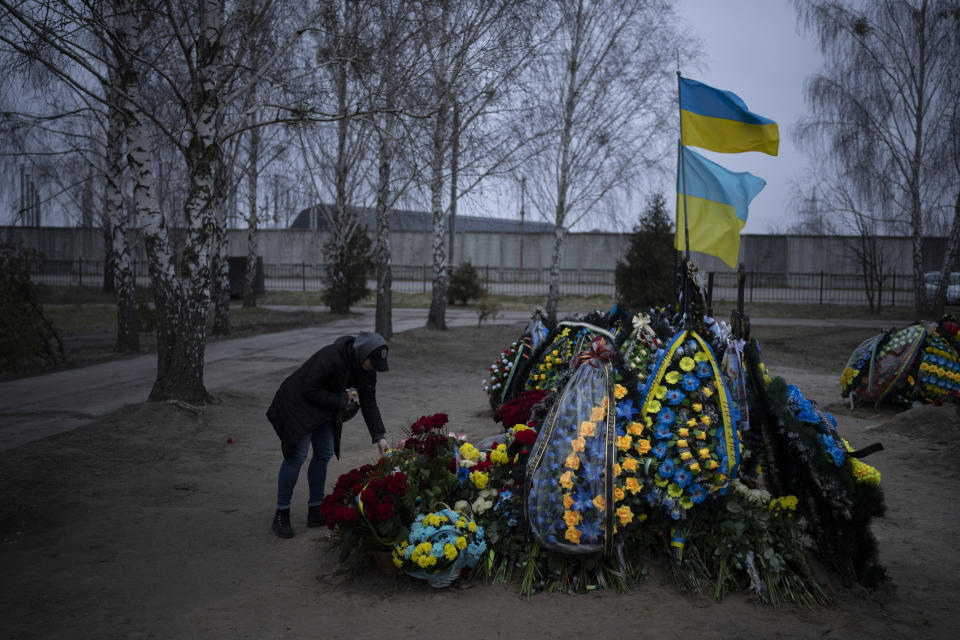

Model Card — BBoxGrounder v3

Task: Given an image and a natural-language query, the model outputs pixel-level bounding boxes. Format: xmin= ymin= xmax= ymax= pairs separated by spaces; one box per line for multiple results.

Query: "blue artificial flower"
xmin=574 ymin=487 xmax=596 ymax=511
xmin=645 ymin=487 xmax=662 ymax=505
xmin=670 ymin=505 xmax=683 ymax=520
xmin=663 ymin=496 xmax=676 ymax=510
xmin=457 ymin=467 xmax=471 ymax=484
xmin=685 ymin=340 xmax=698 ymax=353
xmin=616 ymin=422 xmax=627 ymax=437
xmin=580 ymin=460 xmax=604 ymax=484
xmin=579 ymin=519 xmax=604 ymax=543
xmin=681 ymin=373 xmax=700 ymax=392
xmin=696 ymin=361 xmax=712 ymax=379
xmin=690 ymin=484 xmax=707 ymax=504
xmin=653 ymin=442 xmax=668 ymax=459
xmin=673 ymin=468 xmax=693 ymax=488
xmin=507 ymin=517 xmax=519 ymax=528
xmin=659 ymin=458 xmax=675 ymax=478
xmin=654 ymin=423 xmax=673 ymax=440
xmin=616 ymin=399 xmax=639 ymax=422
xmin=665 ymin=389 xmax=684 ymax=406
xmin=658 ymin=407 xmax=675 ymax=426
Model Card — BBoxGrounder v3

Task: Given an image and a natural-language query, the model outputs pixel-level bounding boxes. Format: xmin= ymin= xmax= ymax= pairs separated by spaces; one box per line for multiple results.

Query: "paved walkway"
xmin=0 ymin=306 xmax=911 ymax=452
xmin=0 ymin=307 xmax=531 ymax=452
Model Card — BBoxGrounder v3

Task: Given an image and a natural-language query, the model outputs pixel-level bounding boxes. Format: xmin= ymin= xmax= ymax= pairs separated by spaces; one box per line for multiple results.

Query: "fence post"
xmin=301 ymin=262 xmax=306 ymax=291
xmin=749 ymin=270 xmax=753 ymax=304
xmin=891 ymin=273 xmax=895 ymax=307
xmin=78 ymin=256 xmax=83 ymax=287
xmin=819 ymin=270 xmax=824 ymax=305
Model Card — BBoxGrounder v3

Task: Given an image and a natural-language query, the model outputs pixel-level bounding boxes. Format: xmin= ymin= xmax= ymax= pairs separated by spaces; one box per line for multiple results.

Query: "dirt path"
xmin=1 ymin=320 xmax=958 ymax=640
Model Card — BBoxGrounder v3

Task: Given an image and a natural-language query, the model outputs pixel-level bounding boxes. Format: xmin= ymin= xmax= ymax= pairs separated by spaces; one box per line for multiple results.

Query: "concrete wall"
xmin=2 ymin=225 xmax=949 ymax=274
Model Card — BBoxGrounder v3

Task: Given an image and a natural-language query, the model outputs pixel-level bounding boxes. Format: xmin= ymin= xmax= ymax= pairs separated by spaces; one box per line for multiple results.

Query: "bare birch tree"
xmin=524 ymin=0 xmax=684 ymax=324
xmin=794 ymin=0 xmax=960 ymax=314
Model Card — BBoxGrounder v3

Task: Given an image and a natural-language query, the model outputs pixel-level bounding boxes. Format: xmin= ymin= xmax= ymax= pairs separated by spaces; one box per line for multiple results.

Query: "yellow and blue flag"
xmin=675 ymin=145 xmax=766 ymax=268
xmin=680 ymin=77 xmax=779 ymax=156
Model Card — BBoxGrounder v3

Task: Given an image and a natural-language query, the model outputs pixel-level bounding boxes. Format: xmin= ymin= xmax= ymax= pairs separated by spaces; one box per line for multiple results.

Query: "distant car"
xmin=924 ymin=271 xmax=960 ymax=304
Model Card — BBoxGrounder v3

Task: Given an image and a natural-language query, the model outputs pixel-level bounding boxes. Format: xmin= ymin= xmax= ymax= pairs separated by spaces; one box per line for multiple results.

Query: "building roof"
xmin=291 ymin=203 xmax=553 ymax=233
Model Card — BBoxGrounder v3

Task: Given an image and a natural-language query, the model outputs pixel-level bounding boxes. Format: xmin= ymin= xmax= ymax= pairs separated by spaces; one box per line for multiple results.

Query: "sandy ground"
xmin=1 ymin=319 xmax=959 ymax=640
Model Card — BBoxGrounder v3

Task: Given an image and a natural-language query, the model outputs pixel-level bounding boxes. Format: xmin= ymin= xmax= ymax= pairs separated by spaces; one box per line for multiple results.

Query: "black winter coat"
xmin=267 ymin=335 xmax=386 ymax=459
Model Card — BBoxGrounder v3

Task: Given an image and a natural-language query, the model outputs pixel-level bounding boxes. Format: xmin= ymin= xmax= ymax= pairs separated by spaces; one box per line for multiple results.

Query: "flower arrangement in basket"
xmin=392 ymin=506 xmax=487 ymax=587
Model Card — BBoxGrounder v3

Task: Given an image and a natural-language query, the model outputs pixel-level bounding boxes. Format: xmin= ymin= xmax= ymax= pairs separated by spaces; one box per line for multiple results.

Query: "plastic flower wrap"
xmin=621 ymin=313 xmax=661 ymax=378
xmin=525 ymin=336 xmax=617 ymax=555
xmin=483 ymin=341 xmax=521 ymax=401
xmin=632 ymin=330 xmax=742 ymax=520
xmin=392 ymin=507 xmax=487 ymax=581
xmin=842 ymin=325 xmax=926 ymax=406
xmin=524 ymin=323 xmax=606 ymax=392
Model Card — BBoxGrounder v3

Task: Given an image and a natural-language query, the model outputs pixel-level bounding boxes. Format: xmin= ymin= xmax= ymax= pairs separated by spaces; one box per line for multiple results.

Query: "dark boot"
xmin=307 ymin=505 xmax=325 ymax=528
xmin=272 ymin=508 xmax=293 ymax=538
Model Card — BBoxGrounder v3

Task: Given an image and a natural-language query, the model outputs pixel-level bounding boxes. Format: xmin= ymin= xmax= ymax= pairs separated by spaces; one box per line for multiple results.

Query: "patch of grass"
xmin=44 ymin=304 xmax=117 ymax=334
xmin=710 ymin=302 xmax=917 ymax=322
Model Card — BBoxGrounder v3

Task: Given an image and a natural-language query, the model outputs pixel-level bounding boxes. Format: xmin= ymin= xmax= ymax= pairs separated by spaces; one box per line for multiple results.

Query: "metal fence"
xmin=23 ymin=258 xmax=919 ymax=306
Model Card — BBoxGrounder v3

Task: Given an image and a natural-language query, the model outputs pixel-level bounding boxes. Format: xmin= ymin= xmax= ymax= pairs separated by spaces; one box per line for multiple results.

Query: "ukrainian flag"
xmin=680 ymin=77 xmax=779 ymax=156
xmin=675 ymin=145 xmax=766 ymax=268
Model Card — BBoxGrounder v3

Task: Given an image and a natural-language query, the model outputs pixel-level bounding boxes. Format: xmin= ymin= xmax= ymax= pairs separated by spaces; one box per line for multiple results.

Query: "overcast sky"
xmin=670 ymin=0 xmax=822 ymax=234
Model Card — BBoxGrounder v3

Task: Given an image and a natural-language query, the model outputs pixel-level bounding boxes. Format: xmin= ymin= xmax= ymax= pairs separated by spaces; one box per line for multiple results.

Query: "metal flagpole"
xmin=677 ymin=60 xmax=693 ymax=326
xmin=677 ymin=69 xmax=691 ymax=259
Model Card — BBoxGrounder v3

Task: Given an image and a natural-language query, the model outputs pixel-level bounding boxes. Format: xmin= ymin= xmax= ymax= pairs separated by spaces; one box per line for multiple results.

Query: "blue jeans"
xmin=276 ymin=423 xmax=334 ymax=510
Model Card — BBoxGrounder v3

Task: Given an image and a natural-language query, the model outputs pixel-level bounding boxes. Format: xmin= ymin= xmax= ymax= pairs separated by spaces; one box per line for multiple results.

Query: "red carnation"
xmin=514 ymin=428 xmax=538 ymax=445
xmin=944 ymin=320 xmax=959 ymax=336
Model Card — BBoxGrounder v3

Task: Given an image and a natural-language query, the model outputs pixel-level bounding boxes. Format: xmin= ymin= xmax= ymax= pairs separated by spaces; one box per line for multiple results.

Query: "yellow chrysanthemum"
xmin=677 ymin=439 xmax=688 ymax=448
xmin=699 ymin=447 xmax=711 ymax=459
xmin=646 ymin=399 xmax=662 ymax=414
xmin=679 ymin=356 xmax=695 ymax=371
xmin=468 ymin=521 xmax=477 ymax=533
xmin=667 ymin=483 xmax=683 ymax=498
xmin=678 ymin=427 xmax=689 ymax=437
xmin=694 ymin=351 xmax=709 ymax=362
xmin=470 ymin=471 xmax=489 ymax=489
xmin=456 ymin=536 xmax=467 ymax=550
xmin=695 ymin=430 xmax=706 ymax=440
xmin=665 ymin=371 xmax=681 ymax=385
xmin=680 ymin=451 xmax=693 ymax=461
xmin=692 ymin=402 xmax=703 ymax=412
xmin=444 ymin=543 xmax=458 ymax=561
xmin=655 ymin=385 xmax=668 ymax=400
xmin=689 ymin=462 xmax=701 ymax=472
xmin=614 ymin=384 xmax=627 ymax=399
